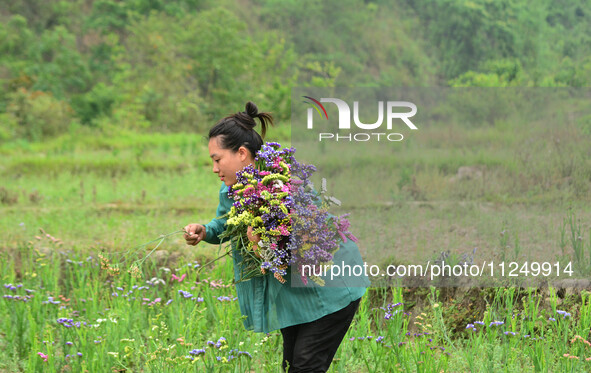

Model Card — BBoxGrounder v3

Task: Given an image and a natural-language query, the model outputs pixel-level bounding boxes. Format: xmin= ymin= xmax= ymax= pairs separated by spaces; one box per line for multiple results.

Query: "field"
xmin=2 ymin=117 xmax=591 ymax=372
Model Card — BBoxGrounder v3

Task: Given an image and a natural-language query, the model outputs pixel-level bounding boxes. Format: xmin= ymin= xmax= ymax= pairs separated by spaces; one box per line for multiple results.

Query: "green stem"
xmin=195 ymin=249 xmax=233 ymax=275
xmin=119 ymin=229 xmax=185 ymax=262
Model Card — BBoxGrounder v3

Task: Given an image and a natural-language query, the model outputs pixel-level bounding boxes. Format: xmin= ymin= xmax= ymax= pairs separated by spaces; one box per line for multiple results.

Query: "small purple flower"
xmin=556 ymin=310 xmax=571 ymax=318
xmin=178 ymin=290 xmax=193 ymax=298
xmin=238 ymin=351 xmax=252 ymax=358
xmin=189 ymin=349 xmax=206 ymax=356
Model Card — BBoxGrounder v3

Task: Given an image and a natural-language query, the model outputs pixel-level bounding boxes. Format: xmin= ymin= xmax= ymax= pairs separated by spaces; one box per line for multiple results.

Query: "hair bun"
xmin=245 ymin=101 xmax=259 ymax=118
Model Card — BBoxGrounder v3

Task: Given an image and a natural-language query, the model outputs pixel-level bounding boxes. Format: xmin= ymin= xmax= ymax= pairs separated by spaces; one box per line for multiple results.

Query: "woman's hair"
xmin=208 ymin=101 xmax=274 ymax=157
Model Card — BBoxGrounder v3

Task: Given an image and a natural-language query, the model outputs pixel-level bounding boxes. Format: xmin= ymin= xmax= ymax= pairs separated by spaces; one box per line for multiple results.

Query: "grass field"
xmin=2 ymin=118 xmax=591 ymax=371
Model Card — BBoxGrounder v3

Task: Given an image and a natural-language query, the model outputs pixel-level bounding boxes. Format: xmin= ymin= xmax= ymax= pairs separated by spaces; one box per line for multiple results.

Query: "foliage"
xmin=1 ymin=0 xmax=590 ymax=142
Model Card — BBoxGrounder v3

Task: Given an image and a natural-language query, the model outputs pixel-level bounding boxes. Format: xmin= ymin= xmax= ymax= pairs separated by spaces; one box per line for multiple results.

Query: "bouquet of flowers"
xmin=219 ymin=142 xmax=357 ymax=286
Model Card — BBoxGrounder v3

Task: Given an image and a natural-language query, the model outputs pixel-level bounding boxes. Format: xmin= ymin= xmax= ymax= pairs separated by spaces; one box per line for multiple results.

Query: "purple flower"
xmin=178 ymin=290 xmax=193 ymax=298
xmin=556 ymin=310 xmax=572 ymax=318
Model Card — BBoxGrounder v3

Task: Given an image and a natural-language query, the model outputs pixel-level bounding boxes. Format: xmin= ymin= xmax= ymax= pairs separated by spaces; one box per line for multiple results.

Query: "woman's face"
xmin=208 ymin=137 xmax=254 ymax=186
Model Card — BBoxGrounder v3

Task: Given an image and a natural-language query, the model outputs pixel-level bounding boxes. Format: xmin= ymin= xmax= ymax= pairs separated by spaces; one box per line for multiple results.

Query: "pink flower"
xmin=278 ymin=225 xmax=289 ymax=236
xmin=37 ymin=352 xmax=48 ymax=362
xmin=171 ymin=274 xmax=186 ymax=283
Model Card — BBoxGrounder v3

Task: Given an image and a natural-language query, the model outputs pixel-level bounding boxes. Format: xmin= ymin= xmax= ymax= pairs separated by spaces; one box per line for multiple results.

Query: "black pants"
xmin=280 ymin=297 xmax=361 ymax=373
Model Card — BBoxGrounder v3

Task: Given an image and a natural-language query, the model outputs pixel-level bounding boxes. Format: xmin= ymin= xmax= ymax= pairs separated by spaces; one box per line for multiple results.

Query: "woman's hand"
xmin=184 ymin=224 xmax=206 ymax=246
xmin=247 ymin=226 xmax=262 ymax=258
xmin=246 ymin=226 xmax=261 ymax=244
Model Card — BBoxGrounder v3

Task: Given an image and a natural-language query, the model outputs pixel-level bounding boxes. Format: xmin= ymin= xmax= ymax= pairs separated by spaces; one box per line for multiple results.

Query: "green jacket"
xmin=205 ymin=183 xmax=369 ymax=333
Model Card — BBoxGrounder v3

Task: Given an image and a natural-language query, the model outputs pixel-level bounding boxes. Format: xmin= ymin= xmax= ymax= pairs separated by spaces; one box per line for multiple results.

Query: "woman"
xmin=184 ymin=102 xmax=370 ymax=372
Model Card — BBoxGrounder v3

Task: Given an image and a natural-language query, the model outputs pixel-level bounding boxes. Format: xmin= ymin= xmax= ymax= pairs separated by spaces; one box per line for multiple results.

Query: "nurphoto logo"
xmin=302 ymin=96 xmax=418 ymax=142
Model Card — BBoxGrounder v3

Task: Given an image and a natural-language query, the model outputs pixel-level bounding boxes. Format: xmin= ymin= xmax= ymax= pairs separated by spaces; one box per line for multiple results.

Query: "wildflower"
xmin=549 ymin=317 xmax=556 ymax=322
xmin=571 ymin=335 xmax=591 ymax=347
xmin=556 ymin=310 xmax=572 ymax=318
xmin=172 ymin=274 xmax=186 ymax=283
xmin=189 ymin=349 xmax=206 ymax=356
xmin=41 ymin=296 xmax=60 ymax=305
xmin=37 ymin=352 xmax=48 ymax=362
xmin=238 ymin=351 xmax=253 ymax=358
xmin=147 ymin=298 xmax=162 ymax=306
xmin=178 ymin=290 xmax=193 ymax=298
xmin=214 ymin=337 xmax=227 ymax=349
xmin=217 ymin=296 xmax=238 ymax=302
xmin=489 ymin=321 xmax=504 ymax=327
xmin=146 ymin=277 xmax=165 ymax=286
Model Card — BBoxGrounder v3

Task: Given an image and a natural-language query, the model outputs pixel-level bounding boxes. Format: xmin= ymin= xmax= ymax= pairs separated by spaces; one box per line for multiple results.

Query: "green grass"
xmin=2 ymin=123 xmax=591 ymax=371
